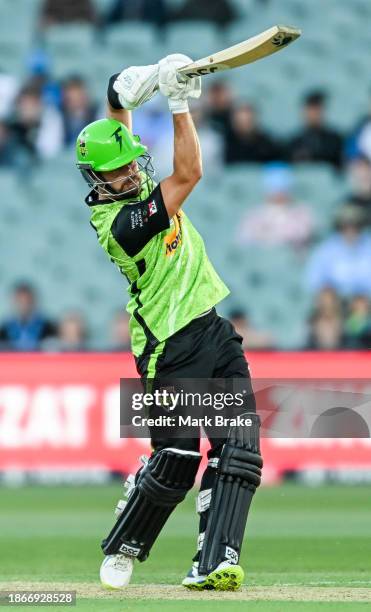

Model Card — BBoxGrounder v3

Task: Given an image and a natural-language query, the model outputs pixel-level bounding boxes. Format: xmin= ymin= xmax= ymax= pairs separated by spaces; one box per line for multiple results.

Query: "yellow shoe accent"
xmin=182 ymin=578 xmax=208 ymax=590
xmin=101 ymin=581 xmax=124 ymax=591
xmin=206 ymin=564 xmax=244 ymax=591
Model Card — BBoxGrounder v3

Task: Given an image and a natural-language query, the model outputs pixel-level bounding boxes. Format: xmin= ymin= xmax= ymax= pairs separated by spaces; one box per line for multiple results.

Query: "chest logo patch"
xmin=148 ymin=200 xmax=157 ymax=216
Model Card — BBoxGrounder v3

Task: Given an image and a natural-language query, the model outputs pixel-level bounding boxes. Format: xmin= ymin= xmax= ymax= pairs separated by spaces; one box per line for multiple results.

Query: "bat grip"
xmin=152 ymin=63 xmax=195 ymax=94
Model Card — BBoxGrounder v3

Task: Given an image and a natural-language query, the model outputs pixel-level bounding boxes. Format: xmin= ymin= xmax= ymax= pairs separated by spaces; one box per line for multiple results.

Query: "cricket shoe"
xmin=181 ymin=562 xmax=208 ymax=589
xmin=100 ymin=554 xmax=134 ymax=589
xmin=182 ymin=561 xmax=244 ymax=591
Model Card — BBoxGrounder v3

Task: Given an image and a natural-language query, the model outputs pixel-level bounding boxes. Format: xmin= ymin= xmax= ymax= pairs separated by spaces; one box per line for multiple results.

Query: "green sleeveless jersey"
xmin=87 ymin=182 xmax=229 ymax=357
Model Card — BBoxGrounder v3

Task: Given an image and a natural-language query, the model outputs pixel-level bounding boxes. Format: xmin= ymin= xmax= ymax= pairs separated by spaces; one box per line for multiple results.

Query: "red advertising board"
xmin=0 ymin=352 xmax=370 ymax=482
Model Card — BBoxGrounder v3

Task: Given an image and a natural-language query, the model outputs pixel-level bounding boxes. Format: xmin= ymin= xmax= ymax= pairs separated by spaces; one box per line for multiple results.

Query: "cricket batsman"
xmin=76 ymin=56 xmax=263 ymax=591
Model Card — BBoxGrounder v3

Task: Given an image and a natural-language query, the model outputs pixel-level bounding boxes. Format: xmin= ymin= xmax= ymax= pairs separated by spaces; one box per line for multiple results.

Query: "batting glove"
xmin=158 ymin=54 xmax=201 ymax=114
xmin=112 ymin=64 xmax=159 ymax=110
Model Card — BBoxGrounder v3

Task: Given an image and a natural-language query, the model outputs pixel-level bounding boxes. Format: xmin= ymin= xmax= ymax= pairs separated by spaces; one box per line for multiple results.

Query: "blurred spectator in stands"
xmin=306 ymin=204 xmax=371 ymax=297
xmin=109 ymin=311 xmax=131 ymax=351
xmin=305 ymin=287 xmax=344 ymax=349
xmin=57 ymin=312 xmax=88 ymax=351
xmin=104 ymin=0 xmax=167 ymax=28
xmin=40 ymin=0 xmax=96 ymax=27
xmin=0 ymin=283 xmax=57 ymax=351
xmin=346 ymin=156 xmax=371 ymax=223
xmin=343 ymin=295 xmax=371 ymax=348
xmin=134 ymin=96 xmax=171 ymax=150
xmin=346 ymin=90 xmax=371 ymax=162
xmin=169 ymin=0 xmax=236 ymax=27
xmin=149 ymin=102 xmax=223 ymax=178
xmin=27 ymin=49 xmax=61 ymax=109
xmin=61 ymin=76 xmax=97 ymax=146
xmin=313 ymin=287 xmax=343 ymax=318
xmin=191 ymin=104 xmax=223 ymax=175
xmin=9 ymin=85 xmax=63 ymax=165
xmin=205 ymin=81 xmax=233 ymax=135
xmin=42 ymin=312 xmax=88 ymax=351
xmin=229 ymin=309 xmax=273 ymax=350
xmin=288 ymin=90 xmax=343 ymax=169
xmin=0 ymin=70 xmax=19 ymax=119
xmin=237 ymin=164 xmax=315 ymax=248
xmin=356 ymin=124 xmax=371 ymax=164
xmin=0 ymin=121 xmax=17 ymax=167
xmin=306 ymin=311 xmax=344 ymax=350
xmin=225 ymin=103 xmax=282 ymax=164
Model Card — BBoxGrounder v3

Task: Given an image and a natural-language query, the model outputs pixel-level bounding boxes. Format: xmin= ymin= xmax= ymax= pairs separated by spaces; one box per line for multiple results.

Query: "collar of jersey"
xmin=85 ymin=190 xmax=139 ymax=207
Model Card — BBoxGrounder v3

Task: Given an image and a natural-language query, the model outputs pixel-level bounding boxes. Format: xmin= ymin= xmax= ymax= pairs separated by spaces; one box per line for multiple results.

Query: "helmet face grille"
xmin=78 ymin=154 xmax=155 ymax=201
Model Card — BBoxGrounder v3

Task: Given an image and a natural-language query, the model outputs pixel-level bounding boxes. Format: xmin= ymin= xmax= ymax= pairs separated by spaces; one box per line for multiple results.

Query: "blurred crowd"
xmin=1 ymin=280 xmax=369 ymax=352
xmin=2 ymin=0 xmax=371 ymax=175
xmin=3 ymin=69 xmax=371 ymax=179
xmin=0 ymin=282 xmax=131 ymax=352
xmin=38 ymin=0 xmax=250 ymax=30
xmin=0 ymin=0 xmax=370 ymax=351
xmin=230 ymin=289 xmax=371 ymax=351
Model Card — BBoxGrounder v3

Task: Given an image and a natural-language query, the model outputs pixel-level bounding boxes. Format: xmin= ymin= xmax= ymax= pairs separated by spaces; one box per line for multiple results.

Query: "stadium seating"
xmin=165 ymin=22 xmax=222 ymax=60
xmin=105 ymin=22 xmax=162 ymax=67
xmin=1 ymin=0 xmax=370 ymax=347
xmin=3 ymin=160 xmax=349 ymax=348
xmin=44 ymin=24 xmax=96 ymax=80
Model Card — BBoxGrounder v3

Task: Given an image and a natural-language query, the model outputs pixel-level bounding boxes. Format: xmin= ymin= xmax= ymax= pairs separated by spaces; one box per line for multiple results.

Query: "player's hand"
xmin=158 ymin=54 xmax=201 ymax=114
xmin=113 ymin=64 xmax=159 ymax=110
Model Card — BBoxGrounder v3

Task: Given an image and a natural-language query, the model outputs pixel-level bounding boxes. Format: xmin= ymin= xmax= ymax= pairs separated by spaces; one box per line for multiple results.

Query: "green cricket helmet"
xmin=76 ymin=118 xmax=154 ymax=200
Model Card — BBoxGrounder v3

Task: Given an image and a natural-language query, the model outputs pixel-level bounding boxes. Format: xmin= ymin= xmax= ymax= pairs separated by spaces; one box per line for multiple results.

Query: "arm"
xmin=106 ymin=71 xmax=132 ymax=131
xmin=161 ymin=112 xmax=202 ymax=218
xmin=109 ymin=114 xmax=201 ymax=257
xmin=106 ymin=100 xmax=132 ymax=132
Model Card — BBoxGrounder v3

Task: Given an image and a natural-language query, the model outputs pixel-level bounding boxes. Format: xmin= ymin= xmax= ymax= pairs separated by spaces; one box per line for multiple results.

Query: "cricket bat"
xmin=177 ymin=25 xmax=301 ymax=79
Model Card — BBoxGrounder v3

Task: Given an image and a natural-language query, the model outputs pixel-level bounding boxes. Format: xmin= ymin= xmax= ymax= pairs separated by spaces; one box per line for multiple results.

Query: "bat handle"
xmin=150 ymin=64 xmax=195 ymax=95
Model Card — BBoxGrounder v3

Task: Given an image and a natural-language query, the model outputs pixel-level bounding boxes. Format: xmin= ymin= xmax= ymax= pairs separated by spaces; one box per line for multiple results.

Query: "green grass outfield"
xmin=0 ymin=484 xmax=370 ymax=611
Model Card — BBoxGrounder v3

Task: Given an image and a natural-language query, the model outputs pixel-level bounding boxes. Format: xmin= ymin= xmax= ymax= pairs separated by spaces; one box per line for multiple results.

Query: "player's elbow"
xmin=191 ymin=161 xmax=203 ymax=184
xmin=191 ymin=169 xmax=202 ymax=186
xmin=174 ymin=158 xmax=202 ymax=187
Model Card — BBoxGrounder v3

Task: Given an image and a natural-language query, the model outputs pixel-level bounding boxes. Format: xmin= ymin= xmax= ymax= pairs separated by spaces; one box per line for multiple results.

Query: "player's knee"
xmin=220 ymin=446 xmax=262 ymax=489
xmin=140 ymin=447 xmax=201 ymax=505
xmin=219 ymin=413 xmax=263 ymax=490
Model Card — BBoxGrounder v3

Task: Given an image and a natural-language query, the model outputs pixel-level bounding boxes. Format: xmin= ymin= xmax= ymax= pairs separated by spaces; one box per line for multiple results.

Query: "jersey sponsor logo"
xmin=164 ymin=214 xmax=182 ymax=256
xmin=148 ymin=200 xmax=157 ymax=216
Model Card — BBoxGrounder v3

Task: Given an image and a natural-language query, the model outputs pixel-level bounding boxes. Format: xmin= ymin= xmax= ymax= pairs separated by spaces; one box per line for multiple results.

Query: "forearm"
xmin=106 ymin=101 xmax=132 ymax=131
xmin=106 ymin=73 xmax=132 ymax=131
xmin=173 ymin=112 xmax=202 ymax=182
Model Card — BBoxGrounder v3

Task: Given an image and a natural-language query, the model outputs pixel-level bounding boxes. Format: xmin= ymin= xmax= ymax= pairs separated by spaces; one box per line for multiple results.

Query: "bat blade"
xmin=177 ymin=25 xmax=301 ymax=78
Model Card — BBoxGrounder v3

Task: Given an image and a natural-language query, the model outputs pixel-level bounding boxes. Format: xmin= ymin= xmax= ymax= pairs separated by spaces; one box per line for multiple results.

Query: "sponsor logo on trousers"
xmin=119 ymin=543 xmax=140 ymax=557
xmin=225 ymin=546 xmax=238 ymax=564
